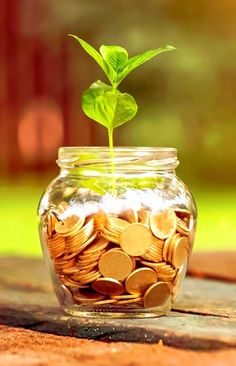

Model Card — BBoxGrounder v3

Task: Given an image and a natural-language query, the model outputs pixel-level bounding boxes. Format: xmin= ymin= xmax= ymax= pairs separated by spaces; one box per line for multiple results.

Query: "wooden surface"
xmin=1 ymin=325 xmax=236 ymax=366
xmin=0 ymin=256 xmax=236 ymax=352
xmin=188 ymin=251 xmax=236 ymax=282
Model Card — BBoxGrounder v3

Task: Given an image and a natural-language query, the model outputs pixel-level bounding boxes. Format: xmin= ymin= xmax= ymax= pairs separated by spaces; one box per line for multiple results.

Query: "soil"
xmin=0 ymin=325 xmax=235 ymax=366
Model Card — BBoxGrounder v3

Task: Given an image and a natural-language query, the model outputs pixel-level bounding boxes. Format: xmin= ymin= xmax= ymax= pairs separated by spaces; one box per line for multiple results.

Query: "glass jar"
xmin=38 ymin=147 xmax=197 ymax=318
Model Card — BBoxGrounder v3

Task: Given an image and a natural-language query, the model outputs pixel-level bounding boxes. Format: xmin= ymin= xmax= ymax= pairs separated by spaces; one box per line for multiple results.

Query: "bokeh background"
xmin=1 ymin=0 xmax=235 ymax=256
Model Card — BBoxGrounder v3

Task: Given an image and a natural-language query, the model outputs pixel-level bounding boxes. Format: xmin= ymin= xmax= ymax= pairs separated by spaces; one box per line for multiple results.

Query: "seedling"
xmin=69 ymin=35 xmax=176 ymax=150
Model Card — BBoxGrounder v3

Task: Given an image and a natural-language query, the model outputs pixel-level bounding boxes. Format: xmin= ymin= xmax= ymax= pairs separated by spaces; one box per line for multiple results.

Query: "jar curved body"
xmin=38 ymin=147 xmax=197 ymax=318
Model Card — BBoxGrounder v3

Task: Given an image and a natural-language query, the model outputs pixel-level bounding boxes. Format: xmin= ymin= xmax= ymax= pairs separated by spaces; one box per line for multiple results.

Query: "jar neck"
xmin=57 ymin=147 xmax=179 ymax=176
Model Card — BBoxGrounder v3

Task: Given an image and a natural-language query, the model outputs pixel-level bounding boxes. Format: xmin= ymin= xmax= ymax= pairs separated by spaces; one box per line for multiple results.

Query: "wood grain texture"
xmin=188 ymin=251 xmax=236 ymax=282
xmin=1 ymin=326 xmax=236 ymax=366
xmin=0 ymin=256 xmax=235 ymax=350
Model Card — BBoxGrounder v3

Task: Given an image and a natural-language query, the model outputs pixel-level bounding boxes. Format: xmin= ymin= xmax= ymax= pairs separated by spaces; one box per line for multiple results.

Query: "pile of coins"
xmin=43 ymin=204 xmax=193 ymax=309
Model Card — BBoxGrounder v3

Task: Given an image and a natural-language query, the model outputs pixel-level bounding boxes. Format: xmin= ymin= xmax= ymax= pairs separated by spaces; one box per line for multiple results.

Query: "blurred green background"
xmin=1 ymin=0 xmax=236 ymax=255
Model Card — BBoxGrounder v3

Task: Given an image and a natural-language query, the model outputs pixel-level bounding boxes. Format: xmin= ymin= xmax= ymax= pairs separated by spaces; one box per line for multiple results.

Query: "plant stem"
xmin=108 ymin=128 xmax=114 ymax=151
xmin=108 ymin=128 xmax=116 ymax=195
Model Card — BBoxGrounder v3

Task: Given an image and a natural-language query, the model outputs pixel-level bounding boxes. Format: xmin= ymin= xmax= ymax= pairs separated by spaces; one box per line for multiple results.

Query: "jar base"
xmin=62 ymin=302 xmax=172 ymax=319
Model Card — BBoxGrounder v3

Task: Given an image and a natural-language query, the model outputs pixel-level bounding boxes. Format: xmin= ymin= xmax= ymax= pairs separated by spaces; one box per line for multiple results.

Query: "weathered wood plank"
xmin=188 ymin=251 xmax=236 ymax=282
xmin=1 ymin=326 xmax=236 ymax=366
xmin=0 ymin=257 xmax=236 ymax=350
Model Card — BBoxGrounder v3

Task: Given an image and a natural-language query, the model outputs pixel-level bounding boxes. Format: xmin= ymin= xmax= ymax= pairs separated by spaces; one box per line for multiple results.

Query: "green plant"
xmin=69 ymin=35 xmax=176 ymax=150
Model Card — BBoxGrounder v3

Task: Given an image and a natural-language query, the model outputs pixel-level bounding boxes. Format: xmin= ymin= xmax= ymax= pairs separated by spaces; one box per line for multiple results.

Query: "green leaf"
xmin=113 ymin=93 xmax=137 ymax=128
xmin=69 ymin=35 xmax=116 ymax=84
xmin=82 ymin=80 xmax=137 ymax=131
xmin=82 ymin=81 xmax=115 ymax=127
xmin=100 ymin=45 xmax=128 ymax=75
xmin=116 ymin=45 xmax=176 ymax=84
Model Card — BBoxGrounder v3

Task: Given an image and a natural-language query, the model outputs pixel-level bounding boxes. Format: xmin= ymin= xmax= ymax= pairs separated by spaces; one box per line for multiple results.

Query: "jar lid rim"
xmin=59 ymin=146 xmax=177 ymax=156
xmin=57 ymin=146 xmax=178 ymax=171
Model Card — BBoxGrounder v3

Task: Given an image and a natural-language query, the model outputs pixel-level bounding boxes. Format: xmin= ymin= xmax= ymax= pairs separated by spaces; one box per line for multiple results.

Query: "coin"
xmin=54 ymin=256 xmax=75 ymax=269
xmin=46 ymin=212 xmax=57 ymax=238
xmin=163 ymin=235 xmax=173 ymax=262
xmin=63 ymin=266 xmax=80 ymax=275
xmin=82 ymin=237 xmax=109 ymax=254
xmin=73 ymin=288 xmax=105 ymax=303
xmin=74 ymin=270 xmax=101 ymax=284
xmin=55 ymin=215 xmax=85 ymax=237
xmin=174 ymin=208 xmax=191 ymax=226
xmin=65 ymin=219 xmax=95 ymax=253
xmin=47 ymin=235 xmax=65 ymax=258
xmin=143 ymin=281 xmax=171 ymax=308
xmin=140 ymin=260 xmax=176 ymax=281
xmin=116 ymin=297 xmax=143 ymax=304
xmin=100 ymin=228 xmax=120 ymax=244
xmin=93 ymin=298 xmax=118 ymax=305
xmin=62 ymin=276 xmax=89 ymax=288
xmin=172 ymin=257 xmax=188 ymax=301
xmin=106 ymin=216 xmax=130 ymax=233
xmin=171 ymin=235 xmax=188 ymax=268
xmin=125 ymin=267 xmax=158 ymax=295
xmin=120 ymin=223 xmax=153 ymax=256
xmin=91 ymin=209 xmax=107 ymax=231
xmin=98 ymin=249 xmax=134 ymax=281
xmin=142 ymin=236 xmax=164 ymax=262
xmin=176 ymin=218 xmax=189 ymax=236
xmin=92 ymin=277 xmax=124 ymax=295
xmin=119 ymin=208 xmax=138 ymax=223
xmin=111 ymin=293 xmax=141 ymax=300
xmin=138 ymin=208 xmax=150 ymax=226
xmin=150 ymin=209 xmax=177 ymax=240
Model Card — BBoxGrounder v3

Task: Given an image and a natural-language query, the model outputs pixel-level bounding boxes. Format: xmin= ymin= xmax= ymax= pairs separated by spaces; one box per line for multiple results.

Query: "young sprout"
xmin=69 ymin=35 xmax=176 ymax=150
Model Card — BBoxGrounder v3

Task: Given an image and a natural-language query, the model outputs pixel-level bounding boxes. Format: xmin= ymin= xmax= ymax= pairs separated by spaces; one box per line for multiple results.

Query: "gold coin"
xmin=137 ymin=208 xmax=150 ymax=226
xmin=62 ymin=276 xmax=89 ymax=288
xmin=47 ymin=235 xmax=65 ymax=258
xmin=91 ymin=209 xmax=107 ymax=230
xmin=73 ymin=288 xmax=105 ymax=303
xmin=93 ymin=298 xmax=118 ymax=305
xmin=171 ymin=236 xmax=188 ymax=268
xmin=106 ymin=216 xmax=130 ymax=233
xmin=98 ymin=249 xmax=134 ymax=281
xmin=172 ymin=257 xmax=188 ymax=300
xmin=120 ymin=223 xmax=152 ymax=256
xmin=142 ymin=237 xmax=164 ymax=262
xmin=75 ymin=270 xmax=101 ymax=284
xmin=163 ymin=235 xmax=173 ymax=262
xmin=125 ymin=267 xmax=157 ymax=295
xmin=55 ymin=215 xmax=85 ymax=237
xmin=101 ymin=228 xmax=120 ymax=244
xmin=54 ymin=256 xmax=75 ymax=269
xmin=119 ymin=208 xmax=138 ymax=223
xmin=65 ymin=220 xmax=95 ymax=254
xmin=111 ymin=293 xmax=141 ymax=300
xmin=143 ymin=281 xmax=171 ymax=308
xmin=92 ymin=277 xmax=124 ymax=295
xmin=82 ymin=237 xmax=109 ymax=254
xmin=116 ymin=297 xmax=143 ymax=304
xmin=77 ymin=261 xmax=97 ymax=272
xmin=150 ymin=209 xmax=177 ymax=240
xmin=62 ymin=266 xmax=80 ymax=275
xmin=46 ymin=212 xmax=57 ymax=238
xmin=174 ymin=208 xmax=191 ymax=226
xmin=75 ymin=232 xmax=98 ymax=255
xmin=176 ymin=218 xmax=189 ymax=236
xmin=140 ymin=261 xmax=176 ymax=281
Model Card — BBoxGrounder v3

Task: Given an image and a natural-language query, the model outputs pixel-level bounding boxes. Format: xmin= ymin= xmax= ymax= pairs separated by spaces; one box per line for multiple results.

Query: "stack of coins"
xmin=43 ymin=205 xmax=193 ymax=309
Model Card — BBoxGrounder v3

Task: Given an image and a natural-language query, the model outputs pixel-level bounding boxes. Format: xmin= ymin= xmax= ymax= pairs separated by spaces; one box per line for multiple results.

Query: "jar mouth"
xmin=57 ymin=146 xmax=179 ymax=173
